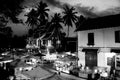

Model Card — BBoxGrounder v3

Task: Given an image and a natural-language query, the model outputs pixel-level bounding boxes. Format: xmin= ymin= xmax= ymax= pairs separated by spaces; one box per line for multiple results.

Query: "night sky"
xmin=9 ymin=0 xmax=120 ymax=36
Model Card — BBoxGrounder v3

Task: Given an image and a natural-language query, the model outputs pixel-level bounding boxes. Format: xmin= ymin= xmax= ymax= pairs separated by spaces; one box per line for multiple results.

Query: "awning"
xmin=82 ymin=48 xmax=98 ymax=52
xmin=111 ymin=49 xmax=120 ymax=53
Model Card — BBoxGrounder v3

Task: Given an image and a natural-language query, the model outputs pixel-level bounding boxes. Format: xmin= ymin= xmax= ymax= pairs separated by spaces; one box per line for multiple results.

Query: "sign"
xmin=115 ymin=55 xmax=120 ymax=70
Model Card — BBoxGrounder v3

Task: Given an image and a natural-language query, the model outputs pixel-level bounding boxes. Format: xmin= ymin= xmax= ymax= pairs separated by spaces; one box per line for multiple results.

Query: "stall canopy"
xmin=10 ymin=59 xmax=30 ymax=68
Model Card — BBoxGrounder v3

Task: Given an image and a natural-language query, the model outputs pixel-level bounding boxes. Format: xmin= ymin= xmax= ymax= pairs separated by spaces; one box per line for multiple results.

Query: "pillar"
xmin=98 ymin=48 xmax=111 ymax=68
xmin=78 ymin=48 xmax=85 ymax=67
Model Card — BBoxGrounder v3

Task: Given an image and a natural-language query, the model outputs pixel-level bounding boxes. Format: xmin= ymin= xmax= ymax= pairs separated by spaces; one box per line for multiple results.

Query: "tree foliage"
xmin=0 ymin=0 xmax=25 ymax=48
xmin=25 ymin=1 xmax=49 ymax=38
xmin=63 ymin=5 xmax=78 ymax=37
xmin=75 ymin=15 xmax=86 ymax=28
xmin=0 ymin=0 xmax=24 ymax=23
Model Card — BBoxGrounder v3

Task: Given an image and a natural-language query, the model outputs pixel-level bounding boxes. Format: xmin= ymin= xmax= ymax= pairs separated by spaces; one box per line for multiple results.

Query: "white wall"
xmin=98 ymin=52 xmax=105 ymax=67
xmin=78 ymin=27 xmax=120 ymax=48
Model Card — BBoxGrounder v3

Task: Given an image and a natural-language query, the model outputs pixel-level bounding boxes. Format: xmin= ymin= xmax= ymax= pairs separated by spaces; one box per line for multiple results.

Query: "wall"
xmin=97 ymin=48 xmax=111 ymax=68
xmin=78 ymin=27 xmax=120 ymax=48
xmin=78 ymin=48 xmax=85 ymax=67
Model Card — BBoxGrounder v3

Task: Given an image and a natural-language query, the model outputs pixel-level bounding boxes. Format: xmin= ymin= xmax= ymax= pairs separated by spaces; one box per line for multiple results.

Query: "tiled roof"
xmin=76 ymin=14 xmax=120 ymax=31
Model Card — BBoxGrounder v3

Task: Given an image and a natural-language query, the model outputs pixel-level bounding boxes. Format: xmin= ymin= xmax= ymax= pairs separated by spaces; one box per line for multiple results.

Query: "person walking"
xmin=57 ymin=66 xmax=61 ymax=75
xmin=94 ymin=70 xmax=100 ymax=80
xmin=87 ymin=73 xmax=94 ymax=80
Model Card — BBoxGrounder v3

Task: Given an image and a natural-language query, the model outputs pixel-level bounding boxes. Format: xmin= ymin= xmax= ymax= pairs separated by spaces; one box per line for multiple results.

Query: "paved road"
xmin=42 ymin=64 xmax=87 ymax=80
xmin=48 ymin=68 xmax=86 ymax=80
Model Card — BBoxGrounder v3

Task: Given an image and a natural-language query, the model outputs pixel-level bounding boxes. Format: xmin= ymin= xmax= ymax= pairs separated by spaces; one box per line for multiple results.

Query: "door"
xmin=85 ymin=50 xmax=97 ymax=69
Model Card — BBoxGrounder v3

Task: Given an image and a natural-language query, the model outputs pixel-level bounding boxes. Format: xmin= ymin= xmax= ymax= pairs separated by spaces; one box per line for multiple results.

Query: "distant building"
xmin=62 ymin=37 xmax=77 ymax=53
xmin=76 ymin=14 xmax=120 ymax=70
xmin=26 ymin=37 xmax=39 ymax=49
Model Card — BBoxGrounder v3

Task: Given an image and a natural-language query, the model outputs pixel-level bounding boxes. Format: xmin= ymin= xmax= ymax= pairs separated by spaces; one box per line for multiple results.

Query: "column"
xmin=98 ymin=48 xmax=111 ymax=67
xmin=78 ymin=48 xmax=85 ymax=67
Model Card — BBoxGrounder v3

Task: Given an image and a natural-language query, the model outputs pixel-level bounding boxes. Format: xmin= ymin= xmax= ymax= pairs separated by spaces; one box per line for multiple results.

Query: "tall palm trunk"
xmin=67 ymin=26 xmax=70 ymax=37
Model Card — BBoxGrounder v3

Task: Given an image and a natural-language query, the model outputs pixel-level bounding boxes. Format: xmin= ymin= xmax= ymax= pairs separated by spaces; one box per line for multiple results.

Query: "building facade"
xmin=76 ymin=14 xmax=120 ymax=71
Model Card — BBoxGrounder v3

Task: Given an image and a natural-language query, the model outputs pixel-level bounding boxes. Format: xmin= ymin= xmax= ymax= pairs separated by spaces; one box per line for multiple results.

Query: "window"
xmin=87 ymin=33 xmax=94 ymax=46
xmin=115 ymin=31 xmax=120 ymax=43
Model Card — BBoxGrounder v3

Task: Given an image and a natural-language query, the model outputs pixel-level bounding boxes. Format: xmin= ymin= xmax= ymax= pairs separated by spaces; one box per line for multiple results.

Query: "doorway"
xmin=85 ymin=49 xmax=97 ymax=69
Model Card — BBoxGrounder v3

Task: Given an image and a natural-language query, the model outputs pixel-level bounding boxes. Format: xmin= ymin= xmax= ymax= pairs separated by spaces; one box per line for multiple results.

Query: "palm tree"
xmin=62 ymin=5 xmax=78 ymax=37
xmin=25 ymin=1 xmax=49 ymax=38
xmin=37 ymin=1 xmax=49 ymax=24
xmin=25 ymin=9 xmax=39 ymax=29
xmin=42 ymin=13 xmax=63 ymax=40
xmin=75 ymin=15 xmax=86 ymax=28
xmin=50 ymin=13 xmax=63 ymax=39
xmin=39 ymin=13 xmax=63 ymax=52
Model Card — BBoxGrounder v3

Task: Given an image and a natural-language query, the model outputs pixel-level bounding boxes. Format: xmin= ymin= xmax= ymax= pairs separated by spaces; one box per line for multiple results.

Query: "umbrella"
xmin=16 ymin=73 xmax=31 ymax=80
xmin=22 ymin=66 xmax=53 ymax=79
xmin=10 ymin=59 xmax=31 ymax=68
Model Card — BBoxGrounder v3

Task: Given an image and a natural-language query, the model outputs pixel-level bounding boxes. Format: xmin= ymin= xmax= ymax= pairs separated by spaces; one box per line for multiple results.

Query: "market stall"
xmin=54 ymin=55 xmax=78 ymax=74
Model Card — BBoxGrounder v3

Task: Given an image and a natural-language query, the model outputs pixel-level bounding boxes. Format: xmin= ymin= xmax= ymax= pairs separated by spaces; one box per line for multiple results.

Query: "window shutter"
xmin=88 ymin=33 xmax=94 ymax=45
xmin=115 ymin=31 xmax=120 ymax=43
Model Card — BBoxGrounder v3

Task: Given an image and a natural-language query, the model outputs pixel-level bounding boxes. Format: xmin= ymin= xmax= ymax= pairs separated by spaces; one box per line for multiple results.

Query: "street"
xmin=42 ymin=63 xmax=87 ymax=80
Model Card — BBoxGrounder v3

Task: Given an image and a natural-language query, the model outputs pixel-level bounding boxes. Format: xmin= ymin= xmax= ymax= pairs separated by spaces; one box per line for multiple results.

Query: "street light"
xmin=56 ymin=40 xmax=61 ymax=44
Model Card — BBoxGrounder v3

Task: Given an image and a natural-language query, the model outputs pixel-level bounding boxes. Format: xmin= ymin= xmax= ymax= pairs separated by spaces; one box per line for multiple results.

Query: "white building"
xmin=76 ymin=14 xmax=120 ymax=71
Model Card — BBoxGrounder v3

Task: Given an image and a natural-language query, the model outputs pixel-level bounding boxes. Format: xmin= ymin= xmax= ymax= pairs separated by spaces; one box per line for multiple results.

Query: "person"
xmin=79 ymin=64 xmax=82 ymax=70
xmin=100 ymin=70 xmax=108 ymax=80
xmin=58 ymin=70 xmax=61 ymax=75
xmin=94 ymin=70 xmax=100 ymax=80
xmin=87 ymin=73 xmax=93 ymax=80
xmin=57 ymin=66 xmax=61 ymax=75
xmin=9 ymin=76 xmax=14 ymax=80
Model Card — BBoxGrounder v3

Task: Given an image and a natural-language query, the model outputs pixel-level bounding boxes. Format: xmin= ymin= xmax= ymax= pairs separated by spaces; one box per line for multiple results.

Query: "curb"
xmin=40 ymin=73 xmax=56 ymax=80
xmin=40 ymin=73 xmax=57 ymax=80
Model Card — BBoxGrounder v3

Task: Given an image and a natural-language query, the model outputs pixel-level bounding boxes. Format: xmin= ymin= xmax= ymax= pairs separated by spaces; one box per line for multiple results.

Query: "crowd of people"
xmin=87 ymin=68 xmax=117 ymax=80
xmin=0 ymin=63 xmax=15 ymax=80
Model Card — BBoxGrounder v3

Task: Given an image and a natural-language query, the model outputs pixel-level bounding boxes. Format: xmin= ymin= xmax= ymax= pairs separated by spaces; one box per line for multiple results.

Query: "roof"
xmin=76 ymin=14 xmax=120 ymax=31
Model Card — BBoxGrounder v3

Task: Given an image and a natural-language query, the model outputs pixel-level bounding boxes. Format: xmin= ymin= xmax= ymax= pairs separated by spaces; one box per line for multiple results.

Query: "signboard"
xmin=107 ymin=57 xmax=112 ymax=66
xmin=115 ymin=55 xmax=120 ymax=70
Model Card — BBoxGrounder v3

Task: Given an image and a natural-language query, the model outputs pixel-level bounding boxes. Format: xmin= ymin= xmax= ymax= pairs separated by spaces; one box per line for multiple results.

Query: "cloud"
xmin=78 ymin=0 xmax=120 ymax=12
xmin=95 ymin=7 xmax=120 ymax=16
xmin=7 ymin=23 xmax=28 ymax=36
xmin=23 ymin=0 xmax=40 ymax=7
xmin=43 ymin=0 xmax=62 ymax=8
xmin=60 ymin=0 xmax=120 ymax=12
xmin=75 ymin=4 xmax=120 ymax=18
xmin=75 ymin=5 xmax=99 ymax=18
xmin=59 ymin=0 xmax=120 ymax=17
